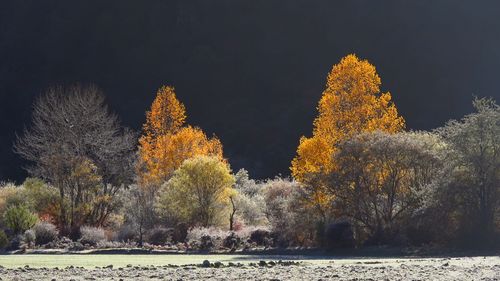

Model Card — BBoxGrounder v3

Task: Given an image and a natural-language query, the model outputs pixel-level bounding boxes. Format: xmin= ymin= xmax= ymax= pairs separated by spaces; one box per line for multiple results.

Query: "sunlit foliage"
xmin=291 ymin=54 xmax=405 ymax=217
xmin=157 ymin=156 xmax=234 ymax=227
xmin=138 ymin=86 xmax=223 ymax=188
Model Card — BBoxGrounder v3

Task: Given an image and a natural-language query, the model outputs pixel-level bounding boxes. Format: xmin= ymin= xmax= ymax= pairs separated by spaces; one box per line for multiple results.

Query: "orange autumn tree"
xmin=291 ymin=54 xmax=405 ymax=217
xmin=138 ymin=86 xmax=223 ymax=188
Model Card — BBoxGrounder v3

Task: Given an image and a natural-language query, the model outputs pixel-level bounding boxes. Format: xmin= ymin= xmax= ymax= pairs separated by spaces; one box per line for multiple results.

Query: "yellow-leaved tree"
xmin=138 ymin=86 xmax=224 ymax=189
xmin=157 ymin=155 xmax=235 ymax=227
xmin=291 ymin=54 xmax=405 ymax=218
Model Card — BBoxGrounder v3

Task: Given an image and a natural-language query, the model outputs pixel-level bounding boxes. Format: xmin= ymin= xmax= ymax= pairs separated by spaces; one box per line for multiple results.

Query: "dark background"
xmin=1 ymin=0 xmax=500 ymax=182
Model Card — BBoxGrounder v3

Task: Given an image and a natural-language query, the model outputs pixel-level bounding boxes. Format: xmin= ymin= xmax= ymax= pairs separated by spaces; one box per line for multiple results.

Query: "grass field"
xmin=0 ymin=255 xmax=498 ymax=280
xmin=0 ymin=254 xmax=325 ymax=268
xmin=1 ymin=254 xmax=498 ymax=269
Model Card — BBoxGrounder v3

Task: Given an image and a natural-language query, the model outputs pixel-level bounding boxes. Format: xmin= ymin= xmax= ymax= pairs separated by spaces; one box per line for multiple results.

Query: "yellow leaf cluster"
xmin=143 ymin=86 xmax=186 ymax=137
xmin=141 ymin=126 xmax=223 ymax=185
xmin=291 ymin=54 xmax=405 ymax=208
xmin=138 ymin=86 xmax=224 ymax=188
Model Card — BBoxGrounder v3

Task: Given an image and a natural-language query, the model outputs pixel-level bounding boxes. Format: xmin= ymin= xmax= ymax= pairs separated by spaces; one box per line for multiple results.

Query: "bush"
xmin=233 ymin=169 xmax=268 ymax=226
xmin=263 ymin=178 xmax=317 ymax=247
xmin=187 ymin=227 xmax=228 ymax=242
xmin=186 ymin=227 xmax=229 ymax=250
xmin=157 ymin=156 xmax=235 ymax=227
xmin=324 ymin=221 xmax=354 ymax=249
xmin=145 ymin=227 xmax=174 ymax=245
xmin=79 ymin=226 xmax=106 ymax=246
xmin=33 ymin=221 xmax=58 ymax=245
xmin=116 ymin=224 xmax=137 ymax=242
xmin=249 ymin=229 xmax=271 ymax=246
xmin=172 ymin=223 xmax=188 ymax=243
xmin=21 ymin=178 xmax=60 ymax=220
xmin=3 ymin=205 xmax=38 ymax=234
xmin=8 ymin=234 xmax=25 ymax=250
xmin=0 ymin=230 xmax=8 ymax=249
xmin=0 ymin=182 xmax=20 ymax=216
xmin=223 ymin=232 xmax=241 ymax=250
xmin=23 ymin=229 xmax=36 ymax=247
xmin=199 ymin=235 xmax=214 ymax=250
xmin=46 ymin=236 xmax=74 ymax=249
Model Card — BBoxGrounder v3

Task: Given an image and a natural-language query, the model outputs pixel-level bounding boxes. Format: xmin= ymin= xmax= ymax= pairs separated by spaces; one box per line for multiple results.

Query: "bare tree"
xmin=15 ymin=84 xmax=136 ymax=235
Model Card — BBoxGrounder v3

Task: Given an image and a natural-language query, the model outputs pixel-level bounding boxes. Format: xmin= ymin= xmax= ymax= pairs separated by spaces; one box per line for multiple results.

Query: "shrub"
xmin=324 ymin=221 xmax=354 ymax=249
xmin=186 ymin=227 xmax=229 ymax=250
xmin=145 ymin=227 xmax=173 ymax=245
xmin=116 ymin=224 xmax=137 ymax=242
xmin=223 ymin=232 xmax=241 ymax=250
xmin=263 ymin=178 xmax=317 ymax=247
xmin=46 ymin=236 xmax=74 ymax=249
xmin=23 ymin=229 xmax=36 ymax=247
xmin=172 ymin=223 xmax=189 ymax=243
xmin=9 ymin=234 xmax=23 ymax=250
xmin=199 ymin=235 xmax=214 ymax=250
xmin=79 ymin=226 xmax=106 ymax=246
xmin=3 ymin=205 xmax=38 ymax=234
xmin=187 ymin=227 xmax=228 ymax=242
xmin=33 ymin=221 xmax=58 ymax=245
xmin=0 ymin=182 xmax=20 ymax=214
xmin=21 ymin=178 xmax=60 ymax=220
xmin=233 ymin=169 xmax=268 ymax=226
xmin=0 ymin=230 xmax=8 ymax=249
xmin=157 ymin=156 xmax=235 ymax=227
xmin=249 ymin=229 xmax=271 ymax=246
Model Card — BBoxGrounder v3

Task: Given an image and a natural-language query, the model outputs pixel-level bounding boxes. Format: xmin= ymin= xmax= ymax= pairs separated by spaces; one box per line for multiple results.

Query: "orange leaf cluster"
xmin=291 ymin=54 xmax=405 ymax=208
xmin=138 ymin=86 xmax=223 ymax=188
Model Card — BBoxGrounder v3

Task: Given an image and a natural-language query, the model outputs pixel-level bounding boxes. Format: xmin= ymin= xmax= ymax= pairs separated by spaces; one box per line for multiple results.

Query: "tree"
xmin=231 ymin=169 xmax=267 ymax=226
xmin=330 ymin=131 xmax=444 ymax=244
xmin=4 ymin=205 xmax=38 ymax=234
xmin=138 ymin=86 xmax=186 ymax=187
xmin=157 ymin=156 xmax=234 ymax=227
xmin=142 ymin=85 xmax=186 ymax=139
xmin=138 ymin=86 xmax=223 ymax=188
xmin=15 ymin=85 xmax=136 ymax=234
xmin=290 ymin=54 xmax=405 ymax=221
xmin=122 ymin=185 xmax=156 ymax=247
xmin=141 ymin=126 xmax=223 ymax=186
xmin=436 ymin=97 xmax=499 ymax=241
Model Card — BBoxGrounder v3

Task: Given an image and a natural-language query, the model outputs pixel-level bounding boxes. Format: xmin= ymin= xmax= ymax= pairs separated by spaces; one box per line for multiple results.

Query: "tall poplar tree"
xmin=291 ymin=54 xmax=405 ymax=218
xmin=138 ymin=86 xmax=223 ymax=188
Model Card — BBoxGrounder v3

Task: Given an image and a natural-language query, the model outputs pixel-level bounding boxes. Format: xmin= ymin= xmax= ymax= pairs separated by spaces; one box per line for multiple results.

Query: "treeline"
xmin=0 ymin=54 xmax=498 ymax=251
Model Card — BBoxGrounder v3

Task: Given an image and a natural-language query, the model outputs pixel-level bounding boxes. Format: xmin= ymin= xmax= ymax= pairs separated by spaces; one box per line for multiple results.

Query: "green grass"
xmin=0 ymin=254 xmax=323 ymax=268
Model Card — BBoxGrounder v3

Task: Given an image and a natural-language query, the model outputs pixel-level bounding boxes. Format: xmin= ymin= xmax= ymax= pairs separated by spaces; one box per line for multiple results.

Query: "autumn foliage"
xmin=6 ymin=57 xmax=498 ymax=250
xmin=291 ymin=54 xmax=405 ymax=213
xmin=138 ymin=86 xmax=224 ymax=187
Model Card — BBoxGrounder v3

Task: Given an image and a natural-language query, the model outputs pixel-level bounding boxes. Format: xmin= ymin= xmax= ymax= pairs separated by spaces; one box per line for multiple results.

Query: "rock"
xmin=259 ymin=261 xmax=267 ymax=267
xmin=202 ymin=260 xmax=211 ymax=268
xmin=104 ymin=265 xmax=113 ymax=269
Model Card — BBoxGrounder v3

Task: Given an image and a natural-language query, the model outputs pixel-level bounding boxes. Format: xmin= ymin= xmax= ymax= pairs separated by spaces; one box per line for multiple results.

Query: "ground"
xmin=0 ymin=255 xmax=498 ymax=280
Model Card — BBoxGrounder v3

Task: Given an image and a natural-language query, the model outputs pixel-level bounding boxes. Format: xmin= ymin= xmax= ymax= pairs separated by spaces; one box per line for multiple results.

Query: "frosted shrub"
xmin=146 ymin=227 xmax=174 ymax=245
xmin=187 ymin=227 xmax=229 ymax=242
xmin=33 ymin=221 xmax=58 ymax=245
xmin=23 ymin=229 xmax=36 ymax=247
xmin=79 ymin=226 xmax=106 ymax=246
